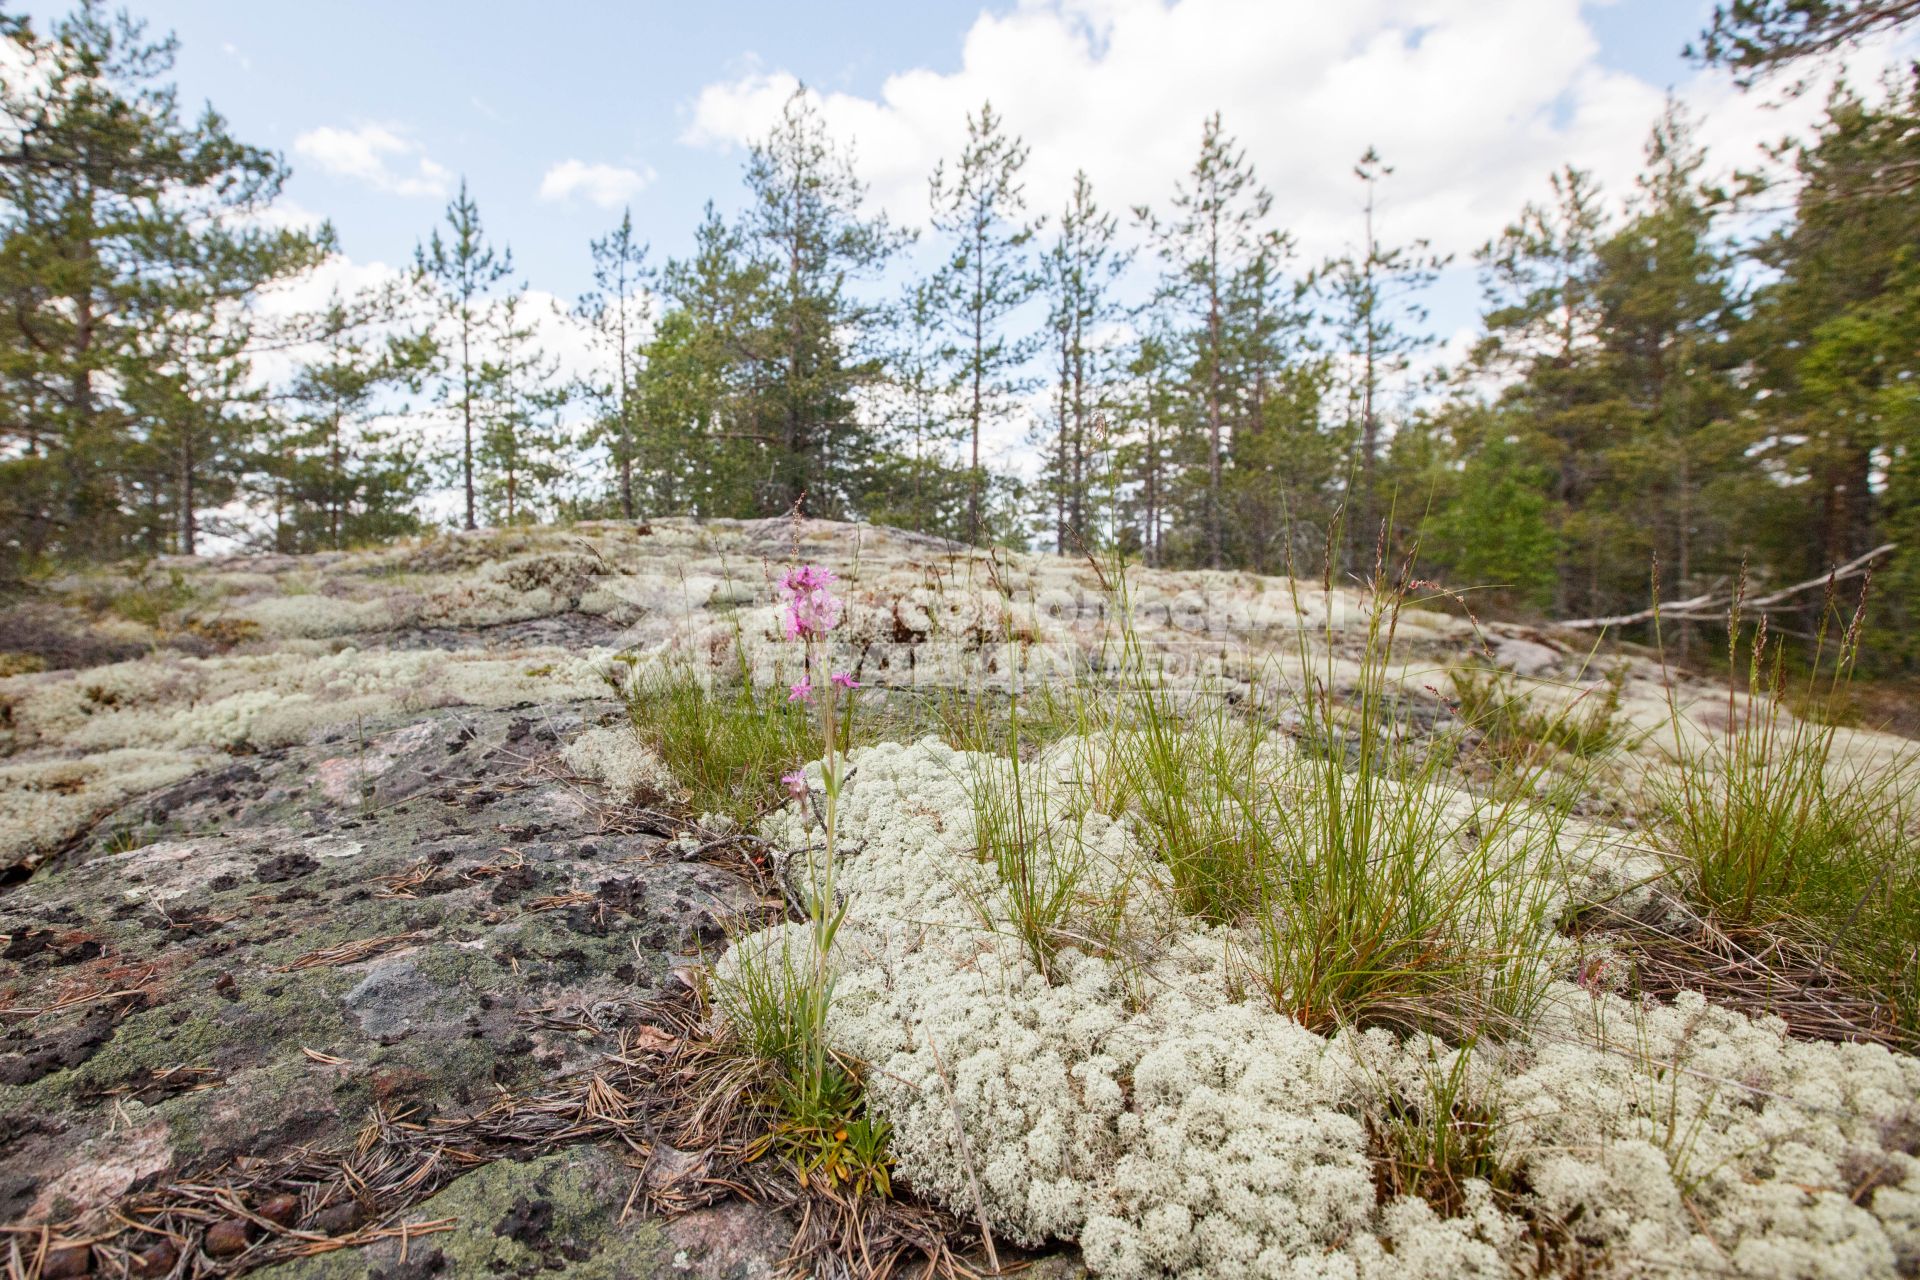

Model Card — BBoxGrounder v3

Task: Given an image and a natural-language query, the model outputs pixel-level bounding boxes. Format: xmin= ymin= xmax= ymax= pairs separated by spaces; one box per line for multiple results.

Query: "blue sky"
xmin=90 ymin=0 xmax=1020 ymax=288
xmin=37 ymin=0 xmax=1726 ymax=304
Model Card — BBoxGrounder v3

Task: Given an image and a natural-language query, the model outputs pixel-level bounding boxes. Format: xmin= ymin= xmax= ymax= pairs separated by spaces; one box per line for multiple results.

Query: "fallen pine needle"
xmin=276 ymin=932 xmax=431 ymax=972
xmin=522 ymin=891 xmax=595 ymax=914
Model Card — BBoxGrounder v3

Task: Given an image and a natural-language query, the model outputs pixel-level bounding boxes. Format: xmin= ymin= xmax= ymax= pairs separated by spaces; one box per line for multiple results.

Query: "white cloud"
xmin=537 ymin=159 xmax=656 ymax=208
xmin=293 ymin=123 xmax=454 ymax=199
xmin=248 ymin=196 xmax=329 ymax=235
xmin=680 ymin=0 xmax=1914 ymax=264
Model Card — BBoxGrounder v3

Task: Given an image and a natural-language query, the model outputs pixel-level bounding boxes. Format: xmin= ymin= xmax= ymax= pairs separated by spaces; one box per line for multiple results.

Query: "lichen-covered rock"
xmin=252 ymin=1148 xmax=792 ymax=1279
xmin=0 ymin=703 xmax=750 ymax=1235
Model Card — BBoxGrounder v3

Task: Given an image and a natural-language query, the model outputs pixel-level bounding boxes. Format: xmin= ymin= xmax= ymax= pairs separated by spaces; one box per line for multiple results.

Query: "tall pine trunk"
xmin=461 ymin=314 xmax=476 ymax=530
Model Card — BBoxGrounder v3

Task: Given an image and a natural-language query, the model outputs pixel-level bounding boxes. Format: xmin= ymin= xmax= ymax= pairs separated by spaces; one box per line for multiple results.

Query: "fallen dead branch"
xmin=1557 ymin=543 xmax=1895 ymax=630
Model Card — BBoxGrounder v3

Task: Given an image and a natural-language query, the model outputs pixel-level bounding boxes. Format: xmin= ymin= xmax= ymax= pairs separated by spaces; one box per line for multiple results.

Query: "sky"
xmin=18 ymin=0 xmax=1915 ymax=482
xmin=26 ymin=0 xmax=1807 ymax=291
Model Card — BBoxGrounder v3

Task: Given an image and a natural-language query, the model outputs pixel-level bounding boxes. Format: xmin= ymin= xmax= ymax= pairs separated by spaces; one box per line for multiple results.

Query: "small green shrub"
xmin=106 ymin=564 xmax=205 ymax=631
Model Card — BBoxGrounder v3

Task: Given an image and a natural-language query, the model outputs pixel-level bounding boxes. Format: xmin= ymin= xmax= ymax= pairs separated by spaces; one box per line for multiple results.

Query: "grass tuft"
xmin=1122 ymin=678 xmax=1275 ymax=924
xmin=1046 ymin=538 xmax=1569 ymax=1039
xmin=1654 ymin=583 xmax=1920 ymax=1035
xmin=715 ymin=930 xmax=894 ymax=1197
xmin=1364 ymin=1045 xmax=1515 ymax=1218
xmin=614 ymin=661 xmax=813 ymax=827
xmin=1239 ymin=550 xmax=1566 ymax=1038
xmin=968 ymin=742 xmax=1087 ymax=983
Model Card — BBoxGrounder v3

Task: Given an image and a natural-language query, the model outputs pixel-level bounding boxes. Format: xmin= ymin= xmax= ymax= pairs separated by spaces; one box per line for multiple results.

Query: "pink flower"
xmin=789 ymin=677 xmax=813 ymax=703
xmin=781 ymin=770 xmax=808 ymax=800
xmin=1577 ymin=956 xmax=1612 ymax=996
xmin=779 ymin=563 xmax=843 ymax=640
xmin=830 ymin=672 xmax=859 ymax=690
xmin=780 ymin=564 xmax=838 ymax=594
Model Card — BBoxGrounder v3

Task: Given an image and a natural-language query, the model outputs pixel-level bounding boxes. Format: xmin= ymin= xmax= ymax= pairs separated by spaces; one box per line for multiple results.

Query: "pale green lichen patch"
xmin=561 ymin=723 xmax=678 ymax=805
xmin=252 ymin=1149 xmax=671 ymax=1280
xmin=0 ymin=747 xmax=200 ymax=873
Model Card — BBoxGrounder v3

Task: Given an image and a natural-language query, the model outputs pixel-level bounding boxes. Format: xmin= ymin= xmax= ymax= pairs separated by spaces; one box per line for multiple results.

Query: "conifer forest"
xmin=1 ymin=1 xmax=1915 ymax=665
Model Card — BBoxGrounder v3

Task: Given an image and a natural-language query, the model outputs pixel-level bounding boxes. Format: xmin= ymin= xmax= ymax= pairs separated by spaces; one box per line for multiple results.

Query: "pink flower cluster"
xmin=779 ymin=564 xmax=843 ymax=641
xmin=788 ymin=671 xmax=859 ymax=704
xmin=779 ymin=563 xmax=859 ymax=705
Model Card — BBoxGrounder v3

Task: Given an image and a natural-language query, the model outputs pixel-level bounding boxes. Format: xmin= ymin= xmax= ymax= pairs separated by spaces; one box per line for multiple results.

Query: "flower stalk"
xmin=776 ymin=563 xmax=860 ymax=1115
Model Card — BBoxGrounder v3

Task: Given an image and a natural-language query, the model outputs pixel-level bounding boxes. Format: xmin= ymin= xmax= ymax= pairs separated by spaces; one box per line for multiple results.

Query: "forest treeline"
xmin=2 ymin=1 xmax=1917 ymax=663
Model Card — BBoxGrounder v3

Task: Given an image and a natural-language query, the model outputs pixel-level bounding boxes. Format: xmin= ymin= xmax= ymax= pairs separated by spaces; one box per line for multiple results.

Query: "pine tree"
xmin=1039 ymin=170 xmax=1131 ymax=551
xmin=574 ymin=209 xmax=652 ymax=521
xmin=653 ymin=203 xmax=761 ymax=517
xmin=1692 ymin=1 xmax=1920 ymax=90
xmin=631 ymin=308 xmax=718 ymax=517
xmin=706 ymin=90 xmax=905 ymax=518
xmin=1118 ymin=319 xmax=1181 ymax=566
xmin=1314 ymin=148 xmax=1448 ymax=567
xmin=415 ymin=178 xmax=513 ymax=531
xmin=0 ymin=1 xmax=326 ymax=564
xmin=930 ymin=101 xmax=1040 ymax=544
xmin=1423 ymin=408 xmax=1561 ymax=610
xmin=1589 ymin=107 xmax=1744 ymax=628
xmin=871 ymin=278 xmax=970 ymax=539
xmin=475 ymin=293 xmax=569 ymax=526
xmin=265 ymin=285 xmax=432 ymax=552
xmin=1139 ymin=113 xmax=1274 ymax=569
xmin=1744 ymin=76 xmax=1920 ymax=659
xmin=1472 ymin=166 xmax=1615 ymax=612
xmin=1223 ymin=228 xmax=1328 ymax=574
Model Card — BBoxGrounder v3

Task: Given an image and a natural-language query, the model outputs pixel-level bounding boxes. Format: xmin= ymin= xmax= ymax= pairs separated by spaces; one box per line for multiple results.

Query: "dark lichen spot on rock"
xmin=494 ymin=1195 xmax=554 ymax=1244
xmin=255 ymin=851 xmax=320 ymax=883
xmin=0 ymin=1004 xmax=126 ymax=1086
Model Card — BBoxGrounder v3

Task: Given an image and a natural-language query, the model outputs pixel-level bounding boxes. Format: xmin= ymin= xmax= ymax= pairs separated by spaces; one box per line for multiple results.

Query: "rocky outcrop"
xmin=3 ymin=518 xmax=1912 ymax=1279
